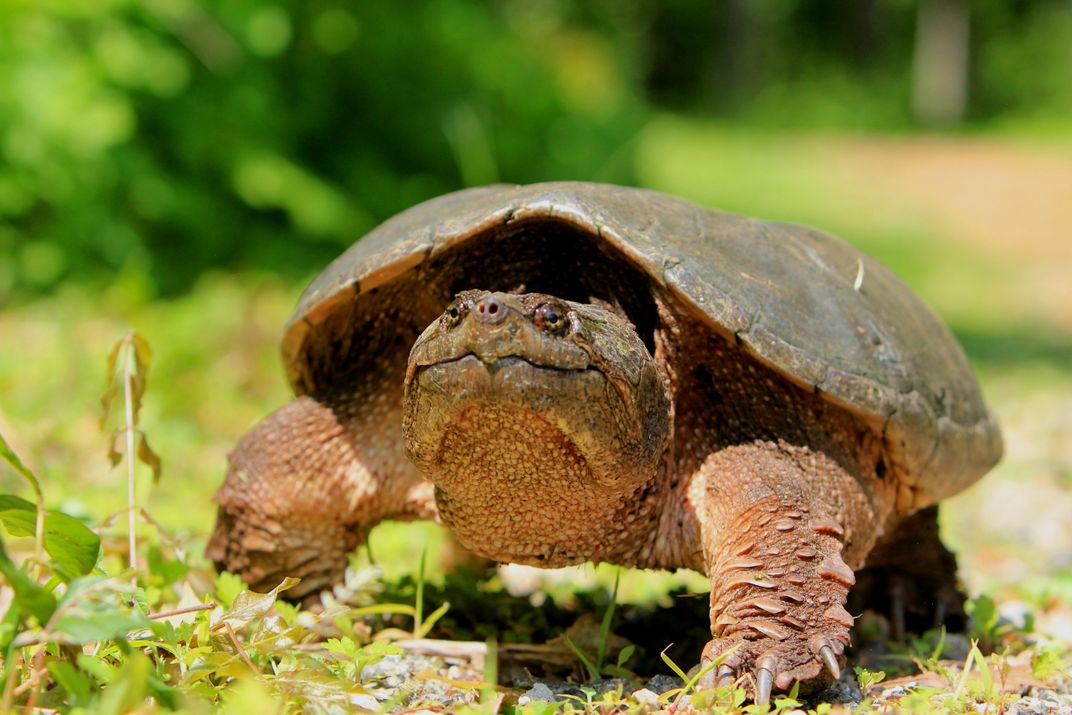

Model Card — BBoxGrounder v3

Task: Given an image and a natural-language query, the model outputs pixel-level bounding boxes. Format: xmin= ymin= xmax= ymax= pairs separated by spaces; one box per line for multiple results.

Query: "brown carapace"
xmin=207 ymin=183 xmax=1001 ymax=703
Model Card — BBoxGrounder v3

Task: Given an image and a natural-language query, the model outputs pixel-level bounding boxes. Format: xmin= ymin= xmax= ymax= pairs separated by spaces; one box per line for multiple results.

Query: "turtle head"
xmin=402 ymin=290 xmax=669 ymax=504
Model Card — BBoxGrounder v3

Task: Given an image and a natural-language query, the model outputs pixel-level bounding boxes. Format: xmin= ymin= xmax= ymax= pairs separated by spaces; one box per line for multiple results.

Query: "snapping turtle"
xmin=208 ymin=182 xmax=1001 ymax=702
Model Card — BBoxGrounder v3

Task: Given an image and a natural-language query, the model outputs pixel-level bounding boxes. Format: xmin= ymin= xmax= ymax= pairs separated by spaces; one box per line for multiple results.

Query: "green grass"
xmin=1 ymin=122 xmax=1070 ymax=712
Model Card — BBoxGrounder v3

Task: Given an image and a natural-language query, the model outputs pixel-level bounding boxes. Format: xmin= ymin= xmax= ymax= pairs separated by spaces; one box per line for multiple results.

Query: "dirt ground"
xmin=832 ymin=135 xmax=1072 ymax=330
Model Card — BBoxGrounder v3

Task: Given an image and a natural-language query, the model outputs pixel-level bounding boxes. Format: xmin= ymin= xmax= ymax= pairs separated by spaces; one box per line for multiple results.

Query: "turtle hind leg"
xmin=849 ymin=505 xmax=967 ymax=640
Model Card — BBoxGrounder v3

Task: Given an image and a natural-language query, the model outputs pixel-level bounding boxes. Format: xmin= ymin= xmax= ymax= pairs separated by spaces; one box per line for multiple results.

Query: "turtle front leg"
xmin=207 ymin=394 xmax=435 ymax=601
xmin=696 ymin=440 xmax=883 ymax=704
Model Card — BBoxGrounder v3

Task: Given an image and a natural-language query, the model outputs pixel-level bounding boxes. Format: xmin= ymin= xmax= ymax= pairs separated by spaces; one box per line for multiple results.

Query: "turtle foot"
xmin=850 ymin=506 xmax=967 ymax=640
xmin=701 ymin=503 xmax=857 ymax=703
xmin=700 ymin=628 xmax=849 ymax=705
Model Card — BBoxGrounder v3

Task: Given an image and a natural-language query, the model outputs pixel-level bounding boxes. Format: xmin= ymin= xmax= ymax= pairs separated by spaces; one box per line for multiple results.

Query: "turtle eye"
xmin=444 ymin=302 xmax=466 ymax=327
xmin=534 ymin=303 xmax=567 ymax=335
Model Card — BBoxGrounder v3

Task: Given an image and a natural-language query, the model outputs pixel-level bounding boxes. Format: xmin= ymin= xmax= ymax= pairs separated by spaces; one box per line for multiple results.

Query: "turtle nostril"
xmin=474 ymin=295 xmax=505 ymax=323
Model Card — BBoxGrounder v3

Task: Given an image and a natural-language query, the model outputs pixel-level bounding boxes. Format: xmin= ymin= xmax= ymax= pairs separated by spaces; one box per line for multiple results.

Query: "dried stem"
xmin=147 ymin=602 xmax=217 ymax=620
xmin=223 ymin=622 xmax=263 ymax=681
xmin=123 ymin=335 xmax=138 ymax=574
xmin=11 ymin=668 xmax=48 ymax=697
xmin=0 ymin=653 xmax=20 ymax=713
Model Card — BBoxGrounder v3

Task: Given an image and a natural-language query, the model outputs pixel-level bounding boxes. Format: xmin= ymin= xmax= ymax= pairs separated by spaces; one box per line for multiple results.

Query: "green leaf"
xmin=616 ymin=643 xmax=636 ymax=668
xmin=597 ymin=568 xmax=620 ymax=671
xmin=0 ymin=494 xmax=38 ymax=535
xmin=106 ymin=429 xmax=123 ymax=468
xmin=48 ymin=660 xmax=94 ymax=708
xmin=414 ymin=600 xmax=450 ymax=639
xmin=853 ymin=666 xmax=886 ymax=694
xmin=0 ymin=430 xmax=42 ymax=498
xmin=968 ymin=594 xmax=1000 ymax=640
xmin=0 ymin=494 xmax=101 ymax=580
xmin=0 ymin=535 xmax=56 ymax=623
xmin=137 ymin=431 xmax=162 ymax=483
xmin=325 ymin=637 xmax=361 ymax=659
xmin=76 ymin=652 xmax=118 ymax=683
xmin=565 ymin=635 xmax=601 ymax=681
xmin=1032 ymin=646 xmax=1071 ymax=681
xmin=100 ymin=338 xmax=123 ymax=428
xmin=102 ymin=332 xmax=154 ymax=426
xmin=129 ymin=332 xmax=153 ymax=423
xmin=97 ymin=648 xmax=150 ymax=715
xmin=659 ymin=644 xmax=690 ymax=683
xmin=214 ymin=570 xmax=246 ymax=609
xmin=0 ymin=595 xmax=21 ymax=650
xmin=213 ymin=576 xmax=299 ymax=632
xmin=54 ymin=606 xmax=151 ymax=644
xmin=147 ymin=543 xmax=188 ymax=586
xmin=354 ymin=639 xmax=402 ymax=674
xmin=52 ymin=576 xmax=152 ymax=643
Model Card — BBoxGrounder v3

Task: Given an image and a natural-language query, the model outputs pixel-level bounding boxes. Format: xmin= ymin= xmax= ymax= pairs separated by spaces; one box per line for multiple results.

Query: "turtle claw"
xmin=755 ymin=656 xmax=776 ymax=707
xmin=818 ymin=644 xmax=841 ymax=680
xmin=716 ymin=664 xmax=736 ymax=689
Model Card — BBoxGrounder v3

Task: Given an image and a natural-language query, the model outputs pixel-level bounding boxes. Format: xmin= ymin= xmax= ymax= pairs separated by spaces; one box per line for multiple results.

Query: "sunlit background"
xmin=1 ymin=0 xmax=1070 ymax=636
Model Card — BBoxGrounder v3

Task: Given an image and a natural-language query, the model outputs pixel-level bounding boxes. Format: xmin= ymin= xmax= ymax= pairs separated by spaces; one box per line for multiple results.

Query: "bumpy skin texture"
xmin=210 ymin=185 xmax=1000 ymax=703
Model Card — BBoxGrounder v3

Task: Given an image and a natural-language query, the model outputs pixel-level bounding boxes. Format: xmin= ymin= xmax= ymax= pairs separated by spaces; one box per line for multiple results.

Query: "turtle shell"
xmin=281 ymin=182 xmax=1001 ymax=509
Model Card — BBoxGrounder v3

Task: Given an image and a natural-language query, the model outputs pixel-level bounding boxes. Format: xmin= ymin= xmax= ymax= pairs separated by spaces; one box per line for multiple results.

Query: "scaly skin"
xmin=694 ymin=442 xmax=876 ymax=697
xmin=207 ymin=357 xmax=437 ymax=600
xmin=210 ymin=288 xmax=948 ymax=702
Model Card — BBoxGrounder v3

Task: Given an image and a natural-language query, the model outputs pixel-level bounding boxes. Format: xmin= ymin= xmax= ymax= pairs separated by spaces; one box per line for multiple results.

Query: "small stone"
xmin=645 ymin=674 xmax=683 ymax=694
xmin=632 ymin=688 xmax=659 ymax=705
xmin=520 ymin=683 xmax=556 ymax=703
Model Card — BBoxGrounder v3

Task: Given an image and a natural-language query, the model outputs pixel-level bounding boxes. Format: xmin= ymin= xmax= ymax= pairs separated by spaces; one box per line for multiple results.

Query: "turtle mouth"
xmin=415 ymin=353 xmax=592 ymax=376
xmin=408 ymin=354 xmax=604 ymax=403
xmin=404 ymin=342 xmax=592 ymax=387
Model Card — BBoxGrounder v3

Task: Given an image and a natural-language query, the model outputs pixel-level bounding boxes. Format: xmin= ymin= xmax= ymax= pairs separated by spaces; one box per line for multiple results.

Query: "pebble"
xmin=632 ymin=688 xmax=659 ymax=704
xmin=519 ymin=683 xmax=556 ymax=704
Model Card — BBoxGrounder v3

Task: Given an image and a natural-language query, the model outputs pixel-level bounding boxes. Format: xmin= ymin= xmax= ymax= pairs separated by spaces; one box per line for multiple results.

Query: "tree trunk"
xmin=912 ymin=0 xmax=971 ymax=127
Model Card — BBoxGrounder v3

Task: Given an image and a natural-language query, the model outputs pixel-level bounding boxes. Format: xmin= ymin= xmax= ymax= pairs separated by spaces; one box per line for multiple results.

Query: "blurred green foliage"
xmin=1 ymin=0 xmax=1070 ymax=300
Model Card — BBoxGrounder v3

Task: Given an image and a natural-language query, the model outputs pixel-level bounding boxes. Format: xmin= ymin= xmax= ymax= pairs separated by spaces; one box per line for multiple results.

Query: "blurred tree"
xmin=0 ymin=0 xmax=646 ymax=300
xmin=641 ymin=0 xmax=1071 ymax=129
xmin=912 ymin=0 xmax=971 ymax=126
xmin=0 ymin=0 xmax=1069 ymax=302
